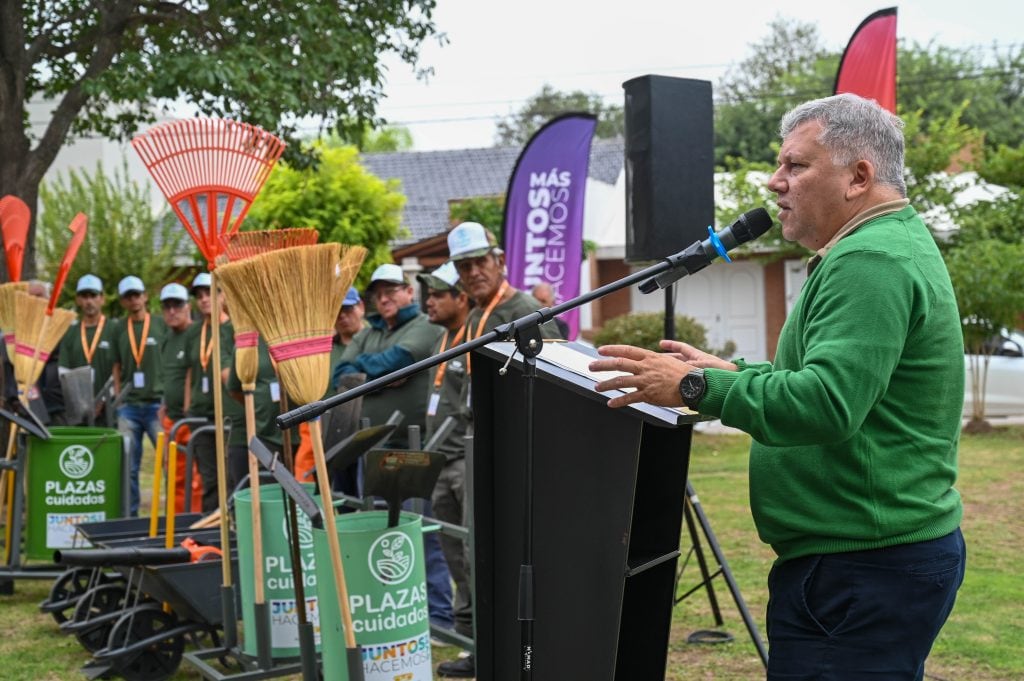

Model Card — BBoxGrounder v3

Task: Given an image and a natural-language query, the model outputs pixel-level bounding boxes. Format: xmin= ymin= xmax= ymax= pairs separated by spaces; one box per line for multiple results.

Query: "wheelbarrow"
xmin=53 ymin=532 xmax=228 ymax=663
xmin=39 ymin=515 xmax=206 ymax=625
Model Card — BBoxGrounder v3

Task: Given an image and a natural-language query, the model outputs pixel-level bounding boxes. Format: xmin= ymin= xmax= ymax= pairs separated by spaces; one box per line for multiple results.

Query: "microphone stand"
xmin=275 ymin=249 xmax=706 ymax=678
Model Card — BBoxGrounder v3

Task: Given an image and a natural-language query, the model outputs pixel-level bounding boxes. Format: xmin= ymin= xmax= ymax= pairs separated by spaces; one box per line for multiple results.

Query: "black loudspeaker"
xmin=623 ymin=75 xmax=714 ymax=263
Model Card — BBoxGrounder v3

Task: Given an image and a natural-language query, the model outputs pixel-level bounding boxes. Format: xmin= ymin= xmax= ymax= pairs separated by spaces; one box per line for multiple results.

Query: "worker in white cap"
xmin=112 ymin=275 xmax=168 ymax=516
xmin=58 ymin=274 xmax=120 ymax=421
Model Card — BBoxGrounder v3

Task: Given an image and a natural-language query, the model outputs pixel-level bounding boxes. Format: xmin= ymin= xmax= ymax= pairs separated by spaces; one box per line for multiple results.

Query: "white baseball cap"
xmin=117 ymin=275 xmax=145 ymax=297
xmin=447 ymin=222 xmax=502 ymax=261
xmin=416 ymin=261 xmax=462 ymax=291
xmin=76 ymin=274 xmax=103 ymax=294
xmin=160 ymin=283 xmax=189 ymax=302
xmin=191 ymin=272 xmax=212 ymax=291
xmin=368 ymin=263 xmax=407 ymax=290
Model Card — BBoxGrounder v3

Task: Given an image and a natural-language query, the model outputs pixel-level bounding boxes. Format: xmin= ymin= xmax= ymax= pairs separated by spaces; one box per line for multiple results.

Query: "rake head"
xmin=0 ymin=195 xmax=30 ymax=282
xmin=218 ymin=228 xmax=319 ymax=264
xmin=131 ymin=118 xmax=286 ymax=267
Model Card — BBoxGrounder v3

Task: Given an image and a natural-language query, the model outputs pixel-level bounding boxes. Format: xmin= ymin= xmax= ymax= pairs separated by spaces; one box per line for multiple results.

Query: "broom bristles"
xmin=12 ymin=292 xmax=76 ymax=390
xmin=220 ymin=228 xmax=319 ymax=263
xmin=217 ymin=229 xmax=320 ymax=389
xmin=0 ymin=282 xmax=29 ymax=361
xmin=216 ymin=243 xmax=366 ymax=405
xmin=222 ymin=286 xmax=259 ymax=390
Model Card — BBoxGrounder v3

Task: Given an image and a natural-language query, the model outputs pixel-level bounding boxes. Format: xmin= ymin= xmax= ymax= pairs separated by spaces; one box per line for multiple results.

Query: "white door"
xmin=784 ymin=258 xmax=809 ymax=315
xmin=630 ymin=261 xmax=767 ymax=361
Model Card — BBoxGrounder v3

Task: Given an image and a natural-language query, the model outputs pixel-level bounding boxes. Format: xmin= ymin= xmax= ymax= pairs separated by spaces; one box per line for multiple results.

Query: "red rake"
xmin=131 ymin=118 xmax=286 ymax=267
xmin=47 ymin=213 xmax=88 ymax=314
xmin=131 ymin=118 xmax=286 ymax=634
xmin=0 ymin=196 xmax=30 ymax=282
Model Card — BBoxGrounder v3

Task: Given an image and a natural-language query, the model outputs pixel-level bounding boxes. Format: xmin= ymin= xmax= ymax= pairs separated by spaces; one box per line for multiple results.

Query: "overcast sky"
xmin=371 ymin=0 xmax=1022 ymax=151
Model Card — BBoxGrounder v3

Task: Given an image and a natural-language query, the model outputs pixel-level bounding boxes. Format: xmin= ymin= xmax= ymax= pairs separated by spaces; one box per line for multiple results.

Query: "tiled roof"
xmin=361 ymin=138 xmax=623 ymax=246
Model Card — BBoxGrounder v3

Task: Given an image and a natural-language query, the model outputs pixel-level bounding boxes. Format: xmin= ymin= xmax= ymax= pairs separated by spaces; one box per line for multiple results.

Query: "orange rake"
xmin=0 ymin=195 xmax=30 ymax=282
xmin=131 ymin=118 xmax=286 ymax=267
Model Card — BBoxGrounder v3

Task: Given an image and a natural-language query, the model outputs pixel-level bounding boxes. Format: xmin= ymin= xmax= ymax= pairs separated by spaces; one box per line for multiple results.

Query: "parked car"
xmin=963 ymin=329 xmax=1024 ymax=418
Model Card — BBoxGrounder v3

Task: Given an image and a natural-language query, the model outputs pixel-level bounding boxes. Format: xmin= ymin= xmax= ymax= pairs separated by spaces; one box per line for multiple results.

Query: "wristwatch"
xmin=678 ymin=368 xmax=706 ymax=410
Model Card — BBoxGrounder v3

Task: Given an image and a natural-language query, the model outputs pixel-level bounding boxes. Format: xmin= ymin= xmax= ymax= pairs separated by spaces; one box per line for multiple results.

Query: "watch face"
xmin=680 ymin=371 xmax=706 ymax=406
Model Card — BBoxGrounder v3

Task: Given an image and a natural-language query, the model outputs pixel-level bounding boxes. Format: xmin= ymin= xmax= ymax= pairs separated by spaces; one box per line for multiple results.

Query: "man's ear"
xmin=847 ymin=159 xmax=874 ymax=199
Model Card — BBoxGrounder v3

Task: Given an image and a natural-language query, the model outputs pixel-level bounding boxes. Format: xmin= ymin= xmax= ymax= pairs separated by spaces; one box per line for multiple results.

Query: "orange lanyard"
xmin=199 ymin=319 xmax=215 ymax=372
xmin=81 ymin=315 xmax=106 ymax=365
xmin=127 ymin=314 xmax=151 ymax=367
xmin=467 ymin=280 xmax=510 ymax=374
xmin=433 ymin=325 xmax=467 ymax=389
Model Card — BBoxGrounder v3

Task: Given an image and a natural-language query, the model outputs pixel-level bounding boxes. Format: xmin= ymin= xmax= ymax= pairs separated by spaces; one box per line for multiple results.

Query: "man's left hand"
xmin=589 ymin=345 xmax=694 ymax=408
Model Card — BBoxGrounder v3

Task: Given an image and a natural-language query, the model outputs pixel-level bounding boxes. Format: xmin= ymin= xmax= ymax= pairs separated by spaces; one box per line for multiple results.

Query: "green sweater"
xmin=699 ymin=206 xmax=964 ymax=562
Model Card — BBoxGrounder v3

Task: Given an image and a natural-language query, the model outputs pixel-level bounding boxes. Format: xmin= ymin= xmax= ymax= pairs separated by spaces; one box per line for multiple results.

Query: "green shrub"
xmin=37 ymin=161 xmax=193 ymax=315
xmin=593 ymin=312 xmax=725 ymax=353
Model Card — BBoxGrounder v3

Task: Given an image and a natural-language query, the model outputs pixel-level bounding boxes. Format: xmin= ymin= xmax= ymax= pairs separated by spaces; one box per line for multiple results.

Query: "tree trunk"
xmin=0 ymin=161 xmax=39 ymax=282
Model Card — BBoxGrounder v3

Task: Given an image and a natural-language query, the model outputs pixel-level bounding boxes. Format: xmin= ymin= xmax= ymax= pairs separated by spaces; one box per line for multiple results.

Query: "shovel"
xmin=363 ymin=450 xmax=445 ymax=528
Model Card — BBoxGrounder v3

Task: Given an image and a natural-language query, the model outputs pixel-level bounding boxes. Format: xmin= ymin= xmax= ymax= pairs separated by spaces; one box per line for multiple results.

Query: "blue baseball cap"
xmin=76 ymin=274 xmax=103 ymax=294
xmin=343 ymin=286 xmax=361 ymax=306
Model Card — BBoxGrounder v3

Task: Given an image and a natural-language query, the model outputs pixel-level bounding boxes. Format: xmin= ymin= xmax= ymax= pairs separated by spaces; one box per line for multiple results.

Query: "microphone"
xmin=638 ymin=207 xmax=773 ymax=293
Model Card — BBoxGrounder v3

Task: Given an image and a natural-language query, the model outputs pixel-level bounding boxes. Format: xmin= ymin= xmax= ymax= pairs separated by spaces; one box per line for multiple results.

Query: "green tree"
xmin=244 ymin=144 xmax=405 ymax=290
xmin=450 ymin=196 xmax=505 ymax=242
xmin=495 ymin=84 xmax=623 ymax=147
xmin=713 ymin=18 xmax=1024 ymax=166
xmin=328 ymin=125 xmax=416 ymax=153
xmin=944 ymin=239 xmax=1024 ymax=431
xmin=899 ymin=41 xmax=1024 ymax=150
xmin=715 ymin=17 xmax=835 ymax=165
xmin=36 ymin=162 xmax=191 ymax=315
xmin=0 ymin=1 xmax=441 ymax=276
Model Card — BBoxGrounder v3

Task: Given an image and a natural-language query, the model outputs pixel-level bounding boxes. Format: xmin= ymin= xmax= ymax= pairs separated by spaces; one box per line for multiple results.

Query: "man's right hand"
xmin=659 ymin=340 xmax=739 ymax=372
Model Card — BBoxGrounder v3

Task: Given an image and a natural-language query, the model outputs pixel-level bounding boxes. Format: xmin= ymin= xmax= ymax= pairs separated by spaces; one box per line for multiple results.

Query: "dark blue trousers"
xmin=766 ymin=528 xmax=965 ymax=680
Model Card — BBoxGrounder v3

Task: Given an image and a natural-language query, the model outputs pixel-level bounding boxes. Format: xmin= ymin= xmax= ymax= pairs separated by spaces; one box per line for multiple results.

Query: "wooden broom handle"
xmin=210 ymin=273 xmax=232 ymax=587
xmin=246 ymin=391 xmax=265 ymax=604
xmin=310 ymin=419 xmax=358 ymax=649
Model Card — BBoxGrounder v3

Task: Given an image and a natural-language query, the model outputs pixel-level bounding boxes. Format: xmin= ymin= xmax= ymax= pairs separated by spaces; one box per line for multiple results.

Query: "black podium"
xmin=472 ymin=342 xmax=704 ymax=680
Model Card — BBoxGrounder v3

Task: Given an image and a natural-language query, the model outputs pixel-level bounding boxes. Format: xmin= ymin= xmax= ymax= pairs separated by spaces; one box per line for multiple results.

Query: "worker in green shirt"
xmin=112 ymin=275 xmax=167 ymax=516
xmin=157 ymin=282 xmax=202 ymax=513
xmin=58 ymin=274 xmax=119 ymax=423
xmin=226 ymin=338 xmax=282 ymax=491
xmin=184 ymin=272 xmax=234 ymax=512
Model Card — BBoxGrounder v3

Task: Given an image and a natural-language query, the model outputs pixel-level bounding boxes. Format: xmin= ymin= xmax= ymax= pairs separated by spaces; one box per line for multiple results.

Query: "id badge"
xmin=202 ymin=376 xmax=210 ymax=394
xmin=133 ymin=371 xmax=145 ymax=388
xmin=269 ymin=380 xmax=281 ymax=402
xmin=427 ymin=391 xmax=441 ymax=416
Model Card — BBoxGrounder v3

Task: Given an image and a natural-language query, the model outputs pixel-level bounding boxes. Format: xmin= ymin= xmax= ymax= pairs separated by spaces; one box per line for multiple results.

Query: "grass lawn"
xmin=2 ymin=425 xmax=1021 ymax=680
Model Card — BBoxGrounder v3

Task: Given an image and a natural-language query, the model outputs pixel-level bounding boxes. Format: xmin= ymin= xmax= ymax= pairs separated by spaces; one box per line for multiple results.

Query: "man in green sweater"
xmin=590 ymin=94 xmax=965 ymax=680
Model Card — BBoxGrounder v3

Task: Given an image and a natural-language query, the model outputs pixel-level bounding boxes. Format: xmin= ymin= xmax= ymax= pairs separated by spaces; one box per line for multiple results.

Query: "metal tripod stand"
xmin=663 ymin=285 xmax=769 ymax=668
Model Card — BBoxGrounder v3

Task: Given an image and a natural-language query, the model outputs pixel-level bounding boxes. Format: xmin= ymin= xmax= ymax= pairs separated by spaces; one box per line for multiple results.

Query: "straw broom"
xmin=0 ymin=282 xmax=29 ymax=362
xmin=217 ymin=228 xmax=319 ymax=642
xmin=216 ymin=242 xmax=367 ymax=674
xmin=2 ymin=292 xmax=76 ymax=561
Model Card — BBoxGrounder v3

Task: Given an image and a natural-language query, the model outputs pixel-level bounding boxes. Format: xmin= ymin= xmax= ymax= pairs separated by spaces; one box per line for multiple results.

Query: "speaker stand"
xmin=663 ymin=285 xmax=769 ymax=668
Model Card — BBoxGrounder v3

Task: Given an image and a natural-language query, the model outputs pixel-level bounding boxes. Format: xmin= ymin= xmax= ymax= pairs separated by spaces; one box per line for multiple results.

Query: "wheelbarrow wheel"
xmin=71 ymin=583 xmax=128 ymax=652
xmin=44 ymin=568 xmax=116 ymax=624
xmin=107 ymin=604 xmax=184 ymax=681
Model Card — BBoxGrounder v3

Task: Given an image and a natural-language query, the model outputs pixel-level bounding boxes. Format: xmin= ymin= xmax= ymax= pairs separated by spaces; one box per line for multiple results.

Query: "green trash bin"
xmin=24 ymin=426 xmax=124 ymax=561
xmin=235 ymin=483 xmax=322 ymax=659
xmin=313 ymin=510 xmax=432 ymax=681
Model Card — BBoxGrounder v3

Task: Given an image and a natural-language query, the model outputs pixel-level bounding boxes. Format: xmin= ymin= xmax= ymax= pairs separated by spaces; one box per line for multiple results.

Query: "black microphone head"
xmin=732 ymin=207 xmax=774 ymax=243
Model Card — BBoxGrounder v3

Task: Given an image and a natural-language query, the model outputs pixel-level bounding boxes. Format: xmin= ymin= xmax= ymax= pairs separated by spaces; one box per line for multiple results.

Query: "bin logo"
xmin=59 ymin=445 xmax=94 ymax=479
xmin=281 ymin=510 xmax=315 ymax=549
xmin=368 ymin=531 xmax=414 ymax=584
